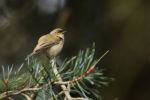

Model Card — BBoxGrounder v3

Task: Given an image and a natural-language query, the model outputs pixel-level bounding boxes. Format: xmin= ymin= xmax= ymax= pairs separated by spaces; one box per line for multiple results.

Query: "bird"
xmin=25 ymin=28 xmax=65 ymax=60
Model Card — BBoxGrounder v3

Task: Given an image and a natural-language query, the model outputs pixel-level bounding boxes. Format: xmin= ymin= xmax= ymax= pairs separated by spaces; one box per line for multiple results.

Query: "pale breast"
xmin=47 ymin=40 xmax=64 ymax=57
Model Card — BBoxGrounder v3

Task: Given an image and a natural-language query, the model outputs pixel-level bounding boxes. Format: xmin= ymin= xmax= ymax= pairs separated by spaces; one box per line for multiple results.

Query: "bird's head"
xmin=50 ymin=28 xmax=66 ymax=39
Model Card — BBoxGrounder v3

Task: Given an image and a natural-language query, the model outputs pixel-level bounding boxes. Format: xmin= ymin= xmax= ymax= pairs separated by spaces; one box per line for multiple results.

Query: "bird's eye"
xmin=57 ymin=34 xmax=64 ymax=40
xmin=57 ymin=36 xmax=63 ymax=40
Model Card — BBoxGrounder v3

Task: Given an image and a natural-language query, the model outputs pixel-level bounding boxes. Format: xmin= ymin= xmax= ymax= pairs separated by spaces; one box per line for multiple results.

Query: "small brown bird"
xmin=26 ymin=28 xmax=65 ymax=60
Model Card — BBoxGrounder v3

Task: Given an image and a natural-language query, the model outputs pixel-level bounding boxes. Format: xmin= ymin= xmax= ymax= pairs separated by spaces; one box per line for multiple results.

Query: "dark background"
xmin=0 ymin=0 xmax=150 ymax=100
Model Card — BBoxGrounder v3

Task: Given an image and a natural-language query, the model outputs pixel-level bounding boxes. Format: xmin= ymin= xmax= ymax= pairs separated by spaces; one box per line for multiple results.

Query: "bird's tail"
xmin=25 ymin=52 xmax=36 ymax=60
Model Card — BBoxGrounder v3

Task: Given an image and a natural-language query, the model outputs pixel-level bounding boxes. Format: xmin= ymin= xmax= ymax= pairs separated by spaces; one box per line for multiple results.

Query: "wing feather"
xmin=33 ymin=36 xmax=60 ymax=53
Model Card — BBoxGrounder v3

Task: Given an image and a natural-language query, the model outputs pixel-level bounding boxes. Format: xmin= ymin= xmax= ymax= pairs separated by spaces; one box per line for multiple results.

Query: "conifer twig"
xmin=51 ymin=59 xmax=72 ymax=100
xmin=54 ymin=50 xmax=110 ymax=85
xmin=76 ymin=50 xmax=110 ymax=81
xmin=0 ymin=45 xmax=110 ymax=100
xmin=0 ymin=87 xmax=41 ymax=99
xmin=21 ymin=93 xmax=31 ymax=100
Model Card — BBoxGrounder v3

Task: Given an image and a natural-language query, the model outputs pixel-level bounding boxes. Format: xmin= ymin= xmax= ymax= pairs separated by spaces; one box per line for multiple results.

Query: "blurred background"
xmin=0 ymin=0 xmax=150 ymax=100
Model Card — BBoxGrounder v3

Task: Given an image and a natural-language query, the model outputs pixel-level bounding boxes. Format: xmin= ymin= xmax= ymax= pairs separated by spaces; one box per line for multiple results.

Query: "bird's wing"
xmin=38 ymin=34 xmax=49 ymax=44
xmin=25 ymin=34 xmax=60 ymax=60
xmin=33 ymin=36 xmax=60 ymax=53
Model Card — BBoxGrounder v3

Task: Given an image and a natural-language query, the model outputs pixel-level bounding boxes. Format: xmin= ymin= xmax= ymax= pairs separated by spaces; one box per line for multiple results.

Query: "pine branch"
xmin=50 ymin=59 xmax=72 ymax=100
xmin=0 ymin=87 xmax=41 ymax=99
xmin=0 ymin=44 xmax=112 ymax=100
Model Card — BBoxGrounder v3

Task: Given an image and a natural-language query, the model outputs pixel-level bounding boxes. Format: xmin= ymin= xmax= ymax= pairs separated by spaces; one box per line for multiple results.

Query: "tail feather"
xmin=25 ymin=52 xmax=36 ymax=60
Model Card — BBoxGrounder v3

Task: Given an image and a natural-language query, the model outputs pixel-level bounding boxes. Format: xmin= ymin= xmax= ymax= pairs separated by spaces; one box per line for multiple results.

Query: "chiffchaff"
xmin=26 ymin=28 xmax=65 ymax=60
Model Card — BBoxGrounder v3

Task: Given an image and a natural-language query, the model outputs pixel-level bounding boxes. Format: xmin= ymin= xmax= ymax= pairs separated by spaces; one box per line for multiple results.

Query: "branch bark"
xmin=51 ymin=59 xmax=72 ymax=100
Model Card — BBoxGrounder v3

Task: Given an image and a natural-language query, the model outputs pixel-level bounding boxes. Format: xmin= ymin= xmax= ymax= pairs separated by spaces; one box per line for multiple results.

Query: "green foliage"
xmin=0 ymin=64 xmax=29 ymax=91
xmin=0 ymin=44 xmax=112 ymax=100
xmin=59 ymin=44 xmax=95 ymax=79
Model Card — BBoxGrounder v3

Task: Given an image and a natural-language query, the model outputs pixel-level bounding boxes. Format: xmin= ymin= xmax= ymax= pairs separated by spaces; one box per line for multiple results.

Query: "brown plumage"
xmin=25 ymin=28 xmax=65 ymax=60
